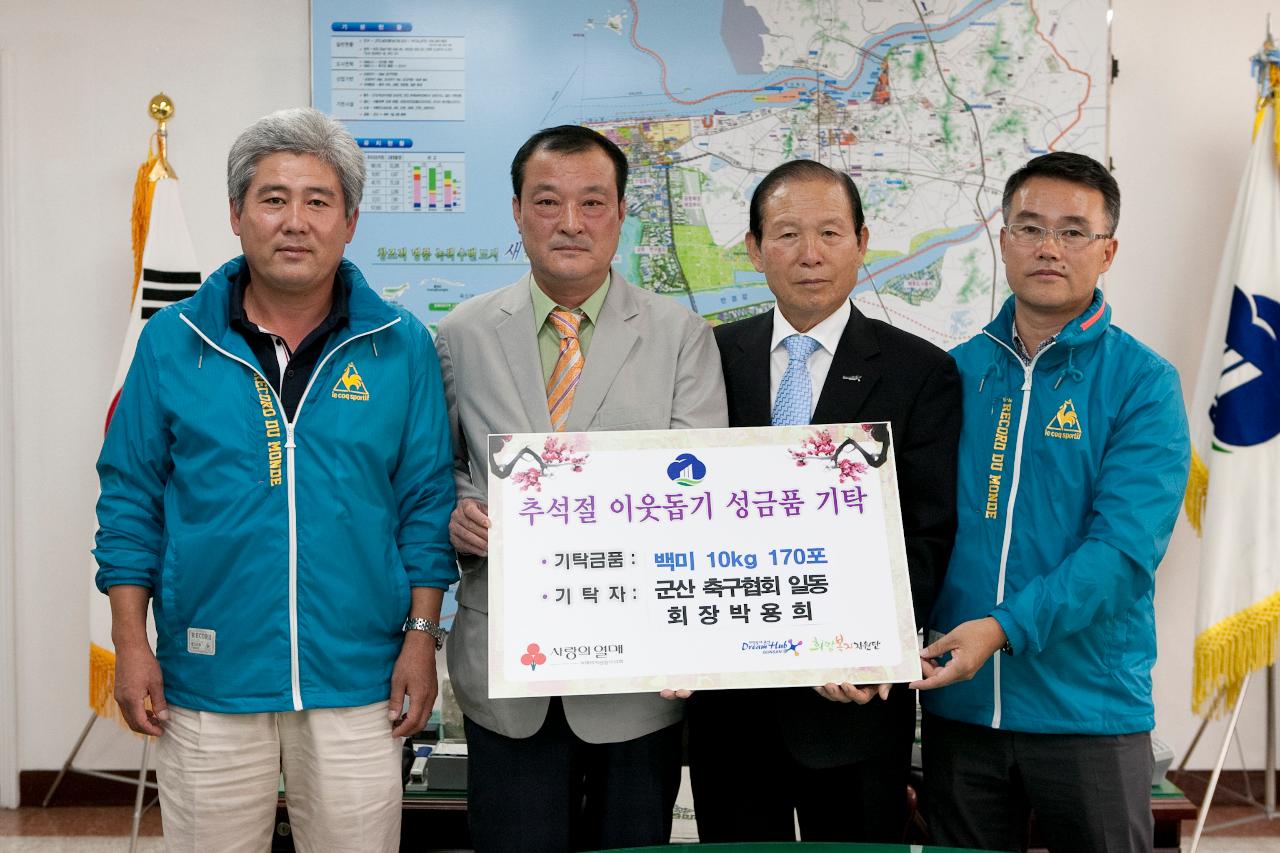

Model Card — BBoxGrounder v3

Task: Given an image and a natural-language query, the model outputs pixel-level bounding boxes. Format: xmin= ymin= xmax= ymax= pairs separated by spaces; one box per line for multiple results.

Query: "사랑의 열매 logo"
xmin=520 ymin=643 xmax=546 ymax=671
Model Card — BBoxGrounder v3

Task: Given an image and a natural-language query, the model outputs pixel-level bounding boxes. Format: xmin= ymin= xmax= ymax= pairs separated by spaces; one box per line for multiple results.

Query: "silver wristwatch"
xmin=402 ymin=617 xmax=447 ymax=651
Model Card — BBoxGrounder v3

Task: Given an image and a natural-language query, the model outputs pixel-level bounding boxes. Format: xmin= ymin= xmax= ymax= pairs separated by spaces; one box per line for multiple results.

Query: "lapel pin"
xmin=843 ymin=375 xmax=862 ymax=382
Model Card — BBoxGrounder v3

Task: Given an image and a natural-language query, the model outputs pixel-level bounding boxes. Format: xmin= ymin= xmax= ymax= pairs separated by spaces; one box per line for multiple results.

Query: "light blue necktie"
xmin=772 ymin=334 xmax=821 ymax=426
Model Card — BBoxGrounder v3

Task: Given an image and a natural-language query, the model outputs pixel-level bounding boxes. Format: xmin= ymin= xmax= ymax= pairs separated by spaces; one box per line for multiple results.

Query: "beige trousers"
xmin=154 ymin=701 xmax=402 ymax=853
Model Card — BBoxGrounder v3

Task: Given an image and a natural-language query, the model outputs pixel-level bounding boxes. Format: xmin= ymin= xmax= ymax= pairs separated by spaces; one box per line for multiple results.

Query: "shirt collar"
xmin=1011 ymin=328 xmax=1058 ymax=365
xmin=530 ymin=272 xmax=611 ymax=330
xmin=228 ymin=266 xmax=349 ymax=336
xmin=769 ymin=299 xmax=850 ymax=355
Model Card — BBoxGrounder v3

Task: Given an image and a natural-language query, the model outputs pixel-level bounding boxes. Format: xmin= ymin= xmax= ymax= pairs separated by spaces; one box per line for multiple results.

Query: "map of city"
xmin=310 ymin=0 xmax=1106 ymax=631
xmin=312 ymin=0 xmax=1108 ymax=348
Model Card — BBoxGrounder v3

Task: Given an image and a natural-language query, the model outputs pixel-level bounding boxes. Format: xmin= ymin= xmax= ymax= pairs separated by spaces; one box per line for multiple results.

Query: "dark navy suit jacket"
xmin=697 ymin=302 xmax=962 ymax=768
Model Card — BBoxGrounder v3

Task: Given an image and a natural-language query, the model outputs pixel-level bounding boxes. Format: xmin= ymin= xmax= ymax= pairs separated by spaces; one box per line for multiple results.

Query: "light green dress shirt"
xmin=529 ymin=274 xmax=612 ymax=383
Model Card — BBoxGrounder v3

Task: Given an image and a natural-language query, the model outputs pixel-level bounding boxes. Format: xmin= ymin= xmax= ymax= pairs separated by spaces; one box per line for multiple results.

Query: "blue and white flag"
xmin=1186 ymin=43 xmax=1280 ymax=715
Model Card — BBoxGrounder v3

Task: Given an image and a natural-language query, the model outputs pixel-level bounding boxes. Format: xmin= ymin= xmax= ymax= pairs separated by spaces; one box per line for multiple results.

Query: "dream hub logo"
xmin=666 ymin=453 xmax=707 ymax=487
xmin=741 ymin=639 xmax=804 ymax=657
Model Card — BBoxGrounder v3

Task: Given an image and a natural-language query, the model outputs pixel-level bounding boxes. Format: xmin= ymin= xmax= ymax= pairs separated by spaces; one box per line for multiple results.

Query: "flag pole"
xmin=128 ymin=93 xmax=176 ymax=306
xmin=1267 ymin=664 xmax=1276 ymax=817
xmin=1248 ymin=26 xmax=1277 ymax=824
xmin=145 ymin=93 xmax=177 ymax=182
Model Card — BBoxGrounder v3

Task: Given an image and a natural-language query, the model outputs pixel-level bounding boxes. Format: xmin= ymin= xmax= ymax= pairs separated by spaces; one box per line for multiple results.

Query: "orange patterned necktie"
xmin=546 ymin=308 xmax=584 ymax=431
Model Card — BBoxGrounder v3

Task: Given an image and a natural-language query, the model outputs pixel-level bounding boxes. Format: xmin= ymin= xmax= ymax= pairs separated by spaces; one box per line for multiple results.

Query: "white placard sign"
xmin=487 ymin=423 xmax=921 ymax=698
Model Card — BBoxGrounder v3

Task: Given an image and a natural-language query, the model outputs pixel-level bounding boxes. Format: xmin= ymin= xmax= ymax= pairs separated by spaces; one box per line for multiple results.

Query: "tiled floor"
xmin=0 ymin=797 xmax=1275 ymax=851
xmin=0 ymin=834 xmax=1275 ymax=852
xmin=0 ymin=805 xmax=164 ymax=851
xmin=0 ymin=842 xmax=164 ymax=851
xmin=1170 ymin=769 xmax=1280 ymax=849
xmin=0 ymin=808 xmax=161 ymax=838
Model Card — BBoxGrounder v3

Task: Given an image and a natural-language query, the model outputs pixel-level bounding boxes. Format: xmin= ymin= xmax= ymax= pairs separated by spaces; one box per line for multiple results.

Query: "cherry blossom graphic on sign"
xmin=787 ymin=425 xmax=891 ymax=483
xmin=490 ymin=434 xmax=590 ymax=493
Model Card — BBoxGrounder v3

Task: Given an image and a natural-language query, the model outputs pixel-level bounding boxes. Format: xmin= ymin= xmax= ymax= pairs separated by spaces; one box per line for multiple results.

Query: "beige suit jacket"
xmin=435 ymin=269 xmax=726 ymax=742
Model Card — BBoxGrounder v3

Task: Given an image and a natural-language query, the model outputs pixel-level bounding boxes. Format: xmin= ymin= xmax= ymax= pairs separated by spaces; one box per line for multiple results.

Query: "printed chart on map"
xmin=312 ymin=0 xmax=1109 ymax=346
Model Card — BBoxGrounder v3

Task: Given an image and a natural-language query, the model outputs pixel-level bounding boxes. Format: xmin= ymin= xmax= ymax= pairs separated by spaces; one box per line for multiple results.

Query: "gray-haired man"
xmin=94 ymin=107 xmax=457 ymax=851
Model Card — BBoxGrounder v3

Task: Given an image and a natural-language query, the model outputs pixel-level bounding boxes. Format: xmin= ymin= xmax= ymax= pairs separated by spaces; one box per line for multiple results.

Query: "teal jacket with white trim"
xmin=94 ymin=256 xmax=457 ymax=714
xmin=921 ymin=290 xmax=1189 ymax=735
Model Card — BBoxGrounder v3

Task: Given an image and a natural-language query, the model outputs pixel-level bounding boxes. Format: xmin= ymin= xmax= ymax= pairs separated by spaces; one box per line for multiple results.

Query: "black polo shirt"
xmin=228 ymin=268 xmax=349 ymax=421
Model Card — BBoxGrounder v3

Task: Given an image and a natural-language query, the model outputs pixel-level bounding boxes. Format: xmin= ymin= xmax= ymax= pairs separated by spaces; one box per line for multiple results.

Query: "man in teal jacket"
xmin=913 ymin=152 xmax=1190 ymax=853
xmin=94 ymin=108 xmax=456 ymax=852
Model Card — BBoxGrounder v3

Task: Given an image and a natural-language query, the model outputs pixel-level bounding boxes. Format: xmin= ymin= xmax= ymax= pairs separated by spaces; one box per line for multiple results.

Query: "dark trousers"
xmin=463 ymin=699 xmax=682 ymax=853
xmin=688 ymin=698 xmax=911 ymax=843
xmin=922 ymin=712 xmax=1153 ymax=853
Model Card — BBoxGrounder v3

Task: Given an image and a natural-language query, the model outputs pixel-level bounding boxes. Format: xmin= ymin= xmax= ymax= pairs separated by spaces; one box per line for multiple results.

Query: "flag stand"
xmin=1180 ymin=664 xmax=1277 ymax=853
xmin=41 ymin=712 xmax=156 ymax=853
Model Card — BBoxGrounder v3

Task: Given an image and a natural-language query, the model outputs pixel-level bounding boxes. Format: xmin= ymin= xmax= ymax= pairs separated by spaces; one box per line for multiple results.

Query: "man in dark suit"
xmin=686 ymin=159 xmax=962 ymax=843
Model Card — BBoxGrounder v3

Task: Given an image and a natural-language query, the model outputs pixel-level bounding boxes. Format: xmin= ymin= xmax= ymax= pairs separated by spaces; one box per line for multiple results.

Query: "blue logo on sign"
xmin=1211 ymin=287 xmax=1280 ymax=448
xmin=666 ymin=453 xmax=706 ymax=486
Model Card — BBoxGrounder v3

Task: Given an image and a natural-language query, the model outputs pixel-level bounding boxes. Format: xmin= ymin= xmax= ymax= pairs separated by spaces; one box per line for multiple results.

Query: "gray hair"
xmin=227 ymin=108 xmax=365 ymax=218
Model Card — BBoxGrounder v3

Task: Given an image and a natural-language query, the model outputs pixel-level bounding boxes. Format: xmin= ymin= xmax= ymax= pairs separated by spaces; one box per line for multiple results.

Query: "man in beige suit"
xmin=435 ymin=125 xmax=726 ymax=852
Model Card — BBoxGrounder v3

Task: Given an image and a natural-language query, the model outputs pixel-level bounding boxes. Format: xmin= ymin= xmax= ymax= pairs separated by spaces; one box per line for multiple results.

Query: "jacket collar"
xmin=181 ymin=256 xmax=397 ymax=351
xmin=722 ymin=301 xmax=881 ymax=426
xmin=812 ymin=303 xmax=881 ymax=424
xmin=494 ymin=267 xmax=642 ymax=433
xmin=984 ymin=288 xmax=1110 ymax=361
xmin=721 ymin=310 xmax=773 ymax=426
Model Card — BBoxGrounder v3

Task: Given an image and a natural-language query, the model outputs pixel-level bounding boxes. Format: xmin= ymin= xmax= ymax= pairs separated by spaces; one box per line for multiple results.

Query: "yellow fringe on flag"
xmin=130 ymin=137 xmax=160 ymax=303
xmin=1192 ymin=589 xmax=1280 ymax=717
xmin=1183 ymin=446 xmax=1209 ymax=535
xmin=1254 ymin=62 xmax=1280 ymax=163
xmin=89 ymin=642 xmax=127 ymax=726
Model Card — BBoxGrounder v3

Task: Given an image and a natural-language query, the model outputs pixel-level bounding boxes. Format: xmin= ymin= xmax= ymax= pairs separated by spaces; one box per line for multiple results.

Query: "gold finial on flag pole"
xmin=147 ymin=92 xmax=178 ymax=181
xmin=132 ymin=93 xmax=178 ymax=296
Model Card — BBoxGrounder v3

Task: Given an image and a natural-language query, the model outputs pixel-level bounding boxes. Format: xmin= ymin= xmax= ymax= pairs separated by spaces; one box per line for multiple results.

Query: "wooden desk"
xmin=1150 ymin=779 xmax=1199 ymax=853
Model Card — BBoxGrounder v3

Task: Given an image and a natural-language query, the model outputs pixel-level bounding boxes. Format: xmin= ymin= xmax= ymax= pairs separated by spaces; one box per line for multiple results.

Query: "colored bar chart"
xmin=364 ymin=152 xmax=465 ymax=214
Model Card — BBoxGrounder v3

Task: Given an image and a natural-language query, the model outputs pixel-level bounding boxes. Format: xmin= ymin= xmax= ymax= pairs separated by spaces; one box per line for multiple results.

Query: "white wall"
xmin=0 ymin=0 xmax=1274 ymax=782
xmin=1 ymin=46 xmax=22 ymax=809
xmin=2 ymin=0 xmax=310 ymax=775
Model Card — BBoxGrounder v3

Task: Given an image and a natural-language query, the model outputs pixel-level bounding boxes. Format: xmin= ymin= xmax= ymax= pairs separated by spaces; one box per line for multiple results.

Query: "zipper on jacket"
xmin=982 ymin=331 xmax=1054 ymax=729
xmin=285 ymin=421 xmax=300 ymax=709
xmin=180 ymin=313 xmax=401 ymax=711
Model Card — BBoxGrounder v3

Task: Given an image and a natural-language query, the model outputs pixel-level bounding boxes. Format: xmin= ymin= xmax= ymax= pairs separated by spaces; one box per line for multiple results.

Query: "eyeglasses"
xmin=1003 ymin=223 xmax=1112 ymax=250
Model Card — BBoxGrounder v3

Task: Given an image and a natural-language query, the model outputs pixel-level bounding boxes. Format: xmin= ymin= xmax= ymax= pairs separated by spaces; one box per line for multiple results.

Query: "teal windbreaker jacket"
xmin=94 ymin=257 xmax=457 ymax=713
xmin=922 ymin=290 xmax=1189 ymax=735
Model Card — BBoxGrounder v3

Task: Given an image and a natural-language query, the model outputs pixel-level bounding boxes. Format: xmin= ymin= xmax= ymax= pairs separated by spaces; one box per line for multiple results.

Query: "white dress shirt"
xmin=769 ymin=299 xmax=852 ymax=420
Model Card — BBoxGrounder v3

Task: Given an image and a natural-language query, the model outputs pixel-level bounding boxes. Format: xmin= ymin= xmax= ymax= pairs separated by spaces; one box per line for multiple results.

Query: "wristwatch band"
xmin=403 ymin=617 xmax=447 ymax=651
